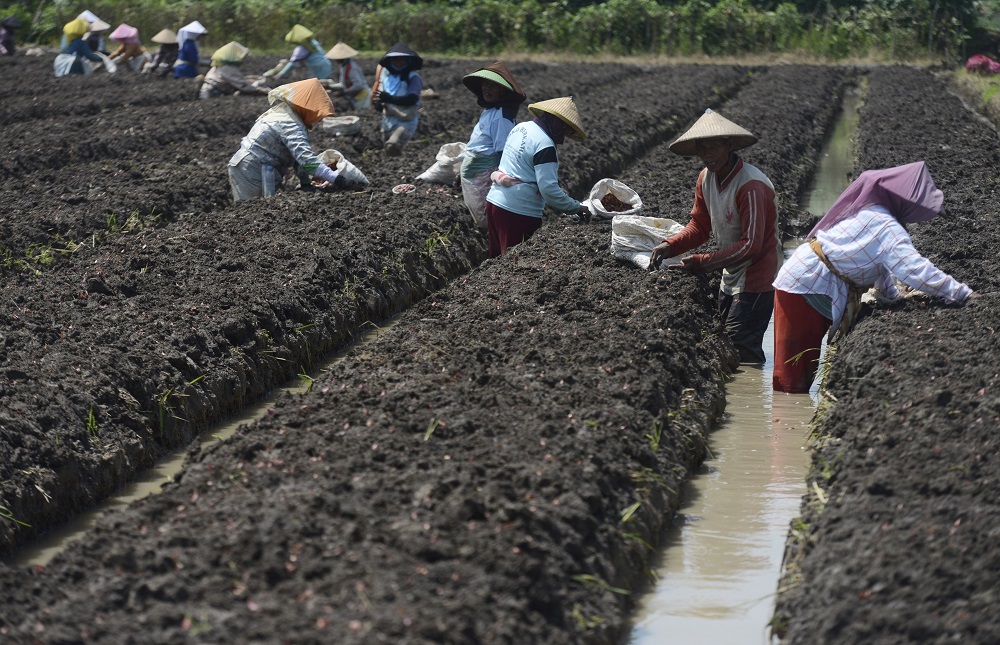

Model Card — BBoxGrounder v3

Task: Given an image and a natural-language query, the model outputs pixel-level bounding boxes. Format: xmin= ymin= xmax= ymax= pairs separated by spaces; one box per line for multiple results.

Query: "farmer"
xmin=174 ymin=20 xmax=207 ymax=79
xmin=649 ymin=108 xmax=782 ymax=364
xmin=107 ymin=23 xmax=147 ymax=71
xmin=142 ymin=29 xmax=178 ymax=76
xmin=78 ymin=10 xmax=109 ymax=54
xmin=54 ymin=18 xmax=104 ymax=77
xmin=371 ymin=43 xmax=423 ymax=156
xmin=264 ymin=24 xmax=331 ymax=81
xmin=460 ymin=61 xmax=526 ymax=229
xmin=324 ymin=42 xmax=370 ymax=109
xmin=772 ymin=161 xmax=976 ymax=393
xmin=484 ymin=96 xmax=591 ymax=258
xmin=200 ymin=41 xmax=268 ymax=99
xmin=227 ymin=78 xmax=346 ymax=201
xmin=0 ymin=16 xmax=21 ymax=56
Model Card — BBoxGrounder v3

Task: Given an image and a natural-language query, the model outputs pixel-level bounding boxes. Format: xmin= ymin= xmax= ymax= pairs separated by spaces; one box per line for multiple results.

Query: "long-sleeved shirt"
xmin=0 ymin=27 xmax=14 ymax=56
xmin=665 ymin=156 xmax=781 ymax=294
xmin=146 ymin=43 xmax=178 ymax=75
xmin=174 ymin=39 xmax=199 ymax=78
xmin=109 ymin=42 xmax=145 ymax=65
xmin=201 ymin=64 xmax=259 ymax=95
xmin=774 ymin=205 xmax=972 ymax=332
xmin=278 ymin=44 xmax=332 ymax=80
xmin=337 ymin=59 xmax=370 ymax=108
xmin=486 ymin=120 xmax=581 ymax=218
xmin=466 ymin=106 xmax=516 ymax=156
xmin=228 ymin=103 xmax=338 ymax=184
xmin=61 ymin=37 xmax=102 ymax=62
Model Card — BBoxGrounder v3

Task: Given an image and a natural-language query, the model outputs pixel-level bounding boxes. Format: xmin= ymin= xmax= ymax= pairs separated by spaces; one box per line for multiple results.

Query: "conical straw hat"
xmin=88 ymin=18 xmax=110 ymax=32
xmin=212 ymin=41 xmax=249 ymax=65
xmin=528 ymin=96 xmax=586 ymax=141
xmin=285 ymin=24 xmax=314 ymax=44
xmin=326 ymin=42 xmax=357 ymax=60
xmin=151 ymin=28 xmax=177 ymax=44
xmin=669 ymin=109 xmax=757 ymax=156
xmin=63 ymin=18 xmax=90 ymax=39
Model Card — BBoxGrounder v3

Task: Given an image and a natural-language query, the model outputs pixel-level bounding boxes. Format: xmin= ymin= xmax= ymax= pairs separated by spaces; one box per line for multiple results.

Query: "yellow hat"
xmin=528 ymin=97 xmax=586 ymax=141
xmin=326 ymin=42 xmax=358 ymax=60
xmin=285 ymin=24 xmax=314 ymax=45
xmin=669 ymin=109 xmax=757 ymax=156
xmin=63 ymin=18 xmax=90 ymax=39
xmin=212 ymin=41 xmax=249 ymax=65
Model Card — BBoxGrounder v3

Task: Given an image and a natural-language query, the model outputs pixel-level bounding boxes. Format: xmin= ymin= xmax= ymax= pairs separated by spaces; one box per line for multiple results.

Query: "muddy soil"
xmin=2 ymin=52 xmax=992 ymax=644
xmin=773 ymin=65 xmax=1000 ymax=643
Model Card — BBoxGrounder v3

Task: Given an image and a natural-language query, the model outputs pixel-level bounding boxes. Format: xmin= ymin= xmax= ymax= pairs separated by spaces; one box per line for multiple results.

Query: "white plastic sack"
xmin=417 ymin=142 xmax=466 ymax=185
xmin=319 ymin=149 xmax=369 ymax=188
xmin=320 ymin=115 xmax=361 ymax=136
xmin=584 ymin=178 xmax=642 ymax=220
xmin=96 ymin=52 xmax=117 ymax=74
xmin=610 ymin=215 xmax=685 ymax=270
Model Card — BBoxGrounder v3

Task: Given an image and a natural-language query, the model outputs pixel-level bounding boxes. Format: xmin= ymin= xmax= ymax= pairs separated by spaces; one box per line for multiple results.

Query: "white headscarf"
xmin=177 ymin=20 xmax=207 ymax=44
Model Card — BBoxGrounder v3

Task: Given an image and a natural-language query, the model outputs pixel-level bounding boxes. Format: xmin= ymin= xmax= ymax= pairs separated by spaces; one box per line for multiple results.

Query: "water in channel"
xmin=628 ymin=85 xmax=861 ymax=645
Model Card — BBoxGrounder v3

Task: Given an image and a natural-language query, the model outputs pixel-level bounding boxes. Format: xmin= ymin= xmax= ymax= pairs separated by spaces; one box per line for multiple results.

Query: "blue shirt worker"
xmin=485 ymin=96 xmax=591 ymax=257
xmin=265 ymin=24 xmax=331 ymax=81
xmin=371 ymin=43 xmax=423 ymax=156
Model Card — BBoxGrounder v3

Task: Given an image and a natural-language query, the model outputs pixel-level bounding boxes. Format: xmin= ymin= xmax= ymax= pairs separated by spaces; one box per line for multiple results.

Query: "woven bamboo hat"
xmin=152 ymin=28 xmax=177 ymax=44
xmin=285 ymin=24 xmax=314 ymax=45
xmin=212 ymin=41 xmax=249 ymax=65
xmin=528 ymin=96 xmax=586 ymax=141
xmin=326 ymin=42 xmax=357 ymax=60
xmin=669 ymin=108 xmax=757 ymax=156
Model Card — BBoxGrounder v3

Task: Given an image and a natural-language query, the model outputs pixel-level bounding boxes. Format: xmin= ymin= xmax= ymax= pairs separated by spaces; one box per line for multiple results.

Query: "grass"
xmin=0 ymin=504 xmax=31 ymax=527
xmin=571 ymin=574 xmax=630 ymax=596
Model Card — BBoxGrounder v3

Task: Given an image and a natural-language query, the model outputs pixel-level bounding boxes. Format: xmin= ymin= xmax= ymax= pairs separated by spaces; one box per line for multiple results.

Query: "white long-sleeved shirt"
xmin=774 ymin=206 xmax=972 ymax=330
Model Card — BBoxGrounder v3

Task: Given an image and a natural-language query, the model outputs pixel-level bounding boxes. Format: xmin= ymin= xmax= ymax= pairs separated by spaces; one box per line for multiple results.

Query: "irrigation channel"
xmin=628 ymin=87 xmax=861 ymax=645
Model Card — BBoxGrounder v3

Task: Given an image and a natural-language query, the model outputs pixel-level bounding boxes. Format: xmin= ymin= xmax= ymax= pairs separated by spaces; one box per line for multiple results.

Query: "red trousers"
xmin=772 ymin=290 xmax=831 ymax=393
xmin=485 ymin=202 xmax=543 ymax=258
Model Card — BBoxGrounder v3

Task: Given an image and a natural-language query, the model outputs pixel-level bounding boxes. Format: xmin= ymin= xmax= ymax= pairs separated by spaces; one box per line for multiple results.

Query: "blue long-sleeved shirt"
xmin=486 ymin=120 xmax=581 ymax=218
xmin=61 ymin=37 xmax=102 ymax=62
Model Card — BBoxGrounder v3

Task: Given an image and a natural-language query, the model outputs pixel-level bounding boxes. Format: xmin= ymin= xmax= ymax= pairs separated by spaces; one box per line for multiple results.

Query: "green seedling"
xmin=86 ymin=406 xmax=99 ymax=439
xmin=297 ymin=372 xmax=314 ymax=393
xmin=570 ymin=603 xmax=605 ymax=630
xmin=0 ymin=504 xmax=30 ymax=527
xmin=645 ymin=419 xmax=663 ymax=452
xmin=572 ymin=574 xmax=630 ymax=595
xmin=620 ymin=501 xmax=641 ymax=524
xmin=424 ymin=418 xmax=441 ymax=441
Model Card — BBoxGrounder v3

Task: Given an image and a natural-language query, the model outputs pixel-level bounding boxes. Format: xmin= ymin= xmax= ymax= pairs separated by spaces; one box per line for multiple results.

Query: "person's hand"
xmin=648 ymin=241 xmax=672 ymax=271
xmin=668 ymin=255 xmax=701 ymax=272
xmin=575 ymin=205 xmax=592 ymax=224
xmin=371 ymin=90 xmax=383 ymax=111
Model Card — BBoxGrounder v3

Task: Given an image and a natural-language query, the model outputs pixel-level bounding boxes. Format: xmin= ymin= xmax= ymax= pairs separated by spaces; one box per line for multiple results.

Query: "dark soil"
xmin=1 ymin=51 xmax=993 ymax=644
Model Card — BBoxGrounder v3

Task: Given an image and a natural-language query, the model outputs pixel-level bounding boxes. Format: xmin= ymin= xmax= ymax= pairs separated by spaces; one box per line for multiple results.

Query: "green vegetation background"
xmin=3 ymin=0 xmax=1000 ymax=61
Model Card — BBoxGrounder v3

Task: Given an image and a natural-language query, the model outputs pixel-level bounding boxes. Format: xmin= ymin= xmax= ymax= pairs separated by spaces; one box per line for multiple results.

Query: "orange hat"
xmin=268 ymin=78 xmax=334 ymax=125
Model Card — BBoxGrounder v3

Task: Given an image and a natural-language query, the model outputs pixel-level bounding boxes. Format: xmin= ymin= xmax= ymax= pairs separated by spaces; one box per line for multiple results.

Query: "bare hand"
xmin=648 ymin=241 xmax=671 ymax=271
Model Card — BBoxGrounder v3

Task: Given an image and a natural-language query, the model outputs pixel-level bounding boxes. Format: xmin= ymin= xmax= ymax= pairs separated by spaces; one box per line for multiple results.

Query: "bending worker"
xmin=200 ymin=41 xmax=268 ymax=99
xmin=227 ymin=78 xmax=346 ymax=201
xmin=772 ymin=161 xmax=976 ymax=393
xmin=649 ymin=108 xmax=782 ymax=364
xmin=325 ymin=42 xmax=370 ymax=109
xmin=265 ymin=24 xmax=331 ymax=81
xmin=484 ymin=96 xmax=591 ymax=258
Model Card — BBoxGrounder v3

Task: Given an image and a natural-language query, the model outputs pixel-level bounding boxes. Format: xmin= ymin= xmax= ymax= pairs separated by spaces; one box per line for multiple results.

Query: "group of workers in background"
xmin=14 ymin=12 xmax=977 ymax=393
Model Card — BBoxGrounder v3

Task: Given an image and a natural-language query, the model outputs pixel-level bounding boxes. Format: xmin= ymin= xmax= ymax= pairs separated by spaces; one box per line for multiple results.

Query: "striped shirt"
xmin=665 ymin=157 xmax=782 ymax=294
xmin=774 ymin=206 xmax=972 ymax=332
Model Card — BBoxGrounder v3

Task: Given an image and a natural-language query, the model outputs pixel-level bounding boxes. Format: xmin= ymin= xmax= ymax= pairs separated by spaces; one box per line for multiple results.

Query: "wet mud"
xmin=0 ymin=53 xmax=994 ymax=644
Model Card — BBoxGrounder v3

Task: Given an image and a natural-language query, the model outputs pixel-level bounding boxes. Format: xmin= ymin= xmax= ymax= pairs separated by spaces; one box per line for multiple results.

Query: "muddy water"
xmin=12 ymin=324 xmax=390 ymax=567
xmin=628 ymin=86 xmax=860 ymax=645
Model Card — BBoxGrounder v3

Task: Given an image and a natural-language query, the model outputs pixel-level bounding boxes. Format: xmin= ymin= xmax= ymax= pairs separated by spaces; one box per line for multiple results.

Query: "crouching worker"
xmin=649 ymin=109 xmax=782 ymax=365
xmin=772 ymin=161 xmax=976 ymax=393
xmin=227 ymin=78 xmax=346 ymax=201
xmin=201 ymin=42 xmax=268 ymax=99
xmin=54 ymin=18 xmax=105 ymax=77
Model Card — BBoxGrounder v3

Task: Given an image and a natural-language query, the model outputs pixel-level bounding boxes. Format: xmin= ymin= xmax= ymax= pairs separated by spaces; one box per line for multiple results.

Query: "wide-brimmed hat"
xmin=269 ymin=78 xmax=334 ymax=125
xmin=212 ymin=41 xmax=249 ymax=65
xmin=285 ymin=24 xmax=314 ymax=45
xmin=669 ymin=108 xmax=757 ymax=156
xmin=528 ymin=96 xmax=586 ymax=141
xmin=151 ymin=28 xmax=177 ymax=44
xmin=109 ymin=23 xmax=139 ymax=43
xmin=177 ymin=20 xmax=207 ymax=43
xmin=326 ymin=42 xmax=357 ymax=60
xmin=63 ymin=18 xmax=90 ymax=39
xmin=464 ymin=68 xmax=512 ymax=93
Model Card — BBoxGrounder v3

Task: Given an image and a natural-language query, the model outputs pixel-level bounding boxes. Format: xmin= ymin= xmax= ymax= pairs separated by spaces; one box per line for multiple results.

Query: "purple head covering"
xmin=809 ymin=161 xmax=943 ymax=237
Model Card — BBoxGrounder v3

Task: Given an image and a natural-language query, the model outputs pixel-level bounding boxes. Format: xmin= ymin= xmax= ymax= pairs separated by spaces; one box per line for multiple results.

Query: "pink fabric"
xmin=110 ymin=23 xmax=140 ymax=44
xmin=966 ymin=54 xmax=1000 ymax=75
xmin=809 ymin=161 xmax=942 ymax=237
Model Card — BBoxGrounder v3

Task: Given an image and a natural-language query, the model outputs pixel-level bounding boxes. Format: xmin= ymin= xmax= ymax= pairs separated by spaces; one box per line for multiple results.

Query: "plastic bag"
xmin=610 ymin=215 xmax=685 ymax=270
xmin=318 ymin=149 xmax=369 ymax=188
xmin=417 ymin=142 xmax=466 ymax=185
xmin=96 ymin=52 xmax=117 ymax=74
xmin=584 ymin=178 xmax=642 ymax=220
xmin=320 ymin=116 xmax=361 ymax=136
